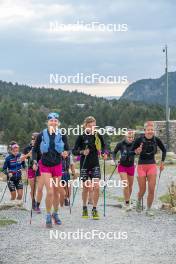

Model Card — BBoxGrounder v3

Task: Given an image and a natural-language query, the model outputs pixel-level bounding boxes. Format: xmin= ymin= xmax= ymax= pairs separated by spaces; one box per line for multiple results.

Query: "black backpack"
xmin=141 ymin=136 xmax=157 ymax=155
xmin=120 ymin=141 xmax=133 ymax=163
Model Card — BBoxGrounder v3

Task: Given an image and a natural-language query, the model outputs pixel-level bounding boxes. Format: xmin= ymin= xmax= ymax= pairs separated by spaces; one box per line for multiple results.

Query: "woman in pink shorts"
xmin=132 ymin=121 xmax=166 ymax=216
xmin=32 ymin=112 xmax=69 ymax=228
xmin=113 ymin=130 xmax=136 ymax=212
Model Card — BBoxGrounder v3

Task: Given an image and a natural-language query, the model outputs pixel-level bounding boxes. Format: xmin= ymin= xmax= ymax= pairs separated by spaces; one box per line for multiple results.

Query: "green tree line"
xmin=0 ymin=80 xmax=176 ymax=149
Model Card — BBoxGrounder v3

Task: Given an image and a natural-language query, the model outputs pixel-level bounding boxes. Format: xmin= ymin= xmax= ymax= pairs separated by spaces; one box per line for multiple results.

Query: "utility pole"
xmin=163 ymin=45 xmax=169 ymax=150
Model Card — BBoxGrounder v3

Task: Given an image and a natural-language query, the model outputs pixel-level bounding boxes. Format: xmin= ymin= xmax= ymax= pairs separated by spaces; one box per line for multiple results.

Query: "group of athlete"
xmin=2 ymin=113 xmax=167 ymax=228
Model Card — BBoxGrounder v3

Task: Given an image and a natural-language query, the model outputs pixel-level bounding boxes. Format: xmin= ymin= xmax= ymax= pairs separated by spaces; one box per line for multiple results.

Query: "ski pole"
xmin=154 ymin=170 xmax=162 ymax=204
xmin=0 ymin=171 xmax=9 ymax=204
xmin=0 ymin=184 xmax=8 ymax=204
xmin=63 ymin=159 xmax=72 ymax=214
xmin=24 ymin=178 xmax=28 ymax=203
xmin=71 ymin=151 xmax=88 ymax=207
xmin=66 ymin=182 xmax=71 ymax=214
xmin=23 ymin=178 xmax=28 ymax=203
xmin=23 ymin=163 xmax=27 ymax=203
xmin=30 ymin=171 xmax=37 ymax=224
xmin=24 ymin=159 xmax=30 ymax=203
xmin=103 ymin=159 xmax=106 ymax=217
xmin=24 ymin=163 xmax=29 ymax=203
xmin=101 ymin=162 xmax=118 ymax=194
xmin=72 ymin=185 xmax=75 ymax=204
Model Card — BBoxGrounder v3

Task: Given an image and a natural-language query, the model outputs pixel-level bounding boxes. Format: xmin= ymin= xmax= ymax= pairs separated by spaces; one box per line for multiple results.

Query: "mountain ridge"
xmin=121 ymin=71 xmax=176 ymax=106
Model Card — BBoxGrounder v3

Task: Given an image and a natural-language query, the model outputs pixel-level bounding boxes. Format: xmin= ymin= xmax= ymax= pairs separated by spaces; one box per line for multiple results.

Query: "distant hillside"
xmin=0 ymin=80 xmax=176 ymax=147
xmin=105 ymin=96 xmax=120 ymax=100
xmin=121 ymin=72 xmax=176 ymax=106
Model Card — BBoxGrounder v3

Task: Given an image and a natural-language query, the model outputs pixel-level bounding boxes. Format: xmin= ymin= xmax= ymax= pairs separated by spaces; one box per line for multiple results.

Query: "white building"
xmin=0 ymin=145 xmax=8 ymax=155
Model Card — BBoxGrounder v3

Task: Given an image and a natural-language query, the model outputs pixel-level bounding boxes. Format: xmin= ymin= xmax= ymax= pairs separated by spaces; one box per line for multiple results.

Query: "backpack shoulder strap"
xmin=82 ymin=133 xmax=89 ymax=146
xmin=67 ymin=156 xmax=71 ymax=168
xmin=95 ymin=131 xmax=102 ymax=151
xmin=42 ymin=128 xmax=48 ymax=142
xmin=141 ymin=135 xmax=146 ymax=143
xmin=122 ymin=140 xmax=128 ymax=149
xmin=55 ymin=129 xmax=63 ymax=145
xmin=153 ymin=136 xmax=157 ymax=144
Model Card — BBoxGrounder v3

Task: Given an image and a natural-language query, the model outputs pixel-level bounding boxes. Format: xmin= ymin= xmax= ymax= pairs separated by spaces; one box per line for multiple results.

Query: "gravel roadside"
xmin=0 ymin=166 xmax=176 ymax=264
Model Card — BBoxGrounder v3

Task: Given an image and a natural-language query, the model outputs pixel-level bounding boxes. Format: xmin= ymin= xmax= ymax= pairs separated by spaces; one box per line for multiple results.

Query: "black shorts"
xmin=7 ymin=178 xmax=23 ymax=192
xmin=80 ymin=166 xmax=101 ymax=182
xmin=61 ymin=172 xmax=70 ymax=185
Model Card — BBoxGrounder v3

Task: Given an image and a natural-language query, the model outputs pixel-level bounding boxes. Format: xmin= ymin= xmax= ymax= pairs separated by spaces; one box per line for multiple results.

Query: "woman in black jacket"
xmin=113 ymin=130 xmax=136 ymax=212
xmin=131 ymin=121 xmax=166 ymax=216
xmin=33 ymin=112 xmax=69 ymax=228
xmin=72 ymin=116 xmax=107 ymax=220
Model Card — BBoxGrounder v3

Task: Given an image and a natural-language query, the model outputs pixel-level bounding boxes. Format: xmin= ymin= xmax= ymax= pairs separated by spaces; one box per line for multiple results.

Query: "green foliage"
xmin=0 ymin=218 xmax=17 ymax=226
xmin=159 ymin=194 xmax=171 ymax=204
xmin=0 ymin=80 xmax=176 ymax=149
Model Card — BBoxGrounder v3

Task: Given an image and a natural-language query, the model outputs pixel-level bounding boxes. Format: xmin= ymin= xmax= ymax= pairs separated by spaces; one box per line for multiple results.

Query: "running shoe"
xmin=34 ymin=207 xmax=41 ymax=214
xmin=32 ymin=201 xmax=36 ymax=210
xmin=124 ymin=204 xmax=132 ymax=212
xmin=46 ymin=213 xmax=52 ymax=228
xmin=136 ymin=200 xmax=142 ymax=212
xmin=82 ymin=208 xmax=89 ymax=219
xmin=92 ymin=209 xmax=100 ymax=220
xmin=146 ymin=208 xmax=155 ymax=217
xmin=52 ymin=212 xmax=62 ymax=225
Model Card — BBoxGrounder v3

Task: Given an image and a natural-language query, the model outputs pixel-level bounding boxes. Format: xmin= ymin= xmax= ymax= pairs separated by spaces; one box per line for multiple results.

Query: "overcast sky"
xmin=0 ymin=0 xmax=175 ymax=96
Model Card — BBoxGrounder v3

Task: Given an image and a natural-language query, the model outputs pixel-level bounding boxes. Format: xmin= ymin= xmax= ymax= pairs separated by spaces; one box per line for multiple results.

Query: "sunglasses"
xmin=48 ymin=119 xmax=58 ymax=122
xmin=11 ymin=144 xmax=19 ymax=149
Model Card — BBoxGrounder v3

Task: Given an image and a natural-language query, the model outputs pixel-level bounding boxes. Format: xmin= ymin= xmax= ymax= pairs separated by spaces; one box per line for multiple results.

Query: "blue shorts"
xmin=61 ymin=172 xmax=70 ymax=183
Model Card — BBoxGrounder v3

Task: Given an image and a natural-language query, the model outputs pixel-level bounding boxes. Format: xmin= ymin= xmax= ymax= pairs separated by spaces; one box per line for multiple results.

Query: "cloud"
xmin=0 ymin=0 xmax=74 ymax=28
xmin=0 ymin=0 xmax=35 ymax=27
xmin=0 ymin=0 xmax=175 ymax=96
xmin=0 ymin=69 xmax=14 ymax=76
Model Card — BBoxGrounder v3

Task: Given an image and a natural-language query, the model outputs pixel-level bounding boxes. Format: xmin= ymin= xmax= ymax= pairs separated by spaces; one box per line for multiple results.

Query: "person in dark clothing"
xmin=32 ymin=112 xmax=69 ymax=228
xmin=60 ymin=152 xmax=76 ymax=207
xmin=113 ymin=130 xmax=136 ymax=211
xmin=131 ymin=121 xmax=166 ymax=216
xmin=72 ymin=116 xmax=107 ymax=220
xmin=23 ymin=133 xmax=43 ymax=213
xmin=3 ymin=141 xmax=25 ymax=201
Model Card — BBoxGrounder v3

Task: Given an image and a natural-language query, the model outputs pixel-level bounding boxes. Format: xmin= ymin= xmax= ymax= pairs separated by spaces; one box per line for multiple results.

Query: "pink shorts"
xmin=27 ymin=168 xmax=40 ymax=179
xmin=39 ymin=160 xmax=62 ymax=178
xmin=137 ymin=164 xmax=157 ymax=177
xmin=118 ymin=164 xmax=135 ymax=176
